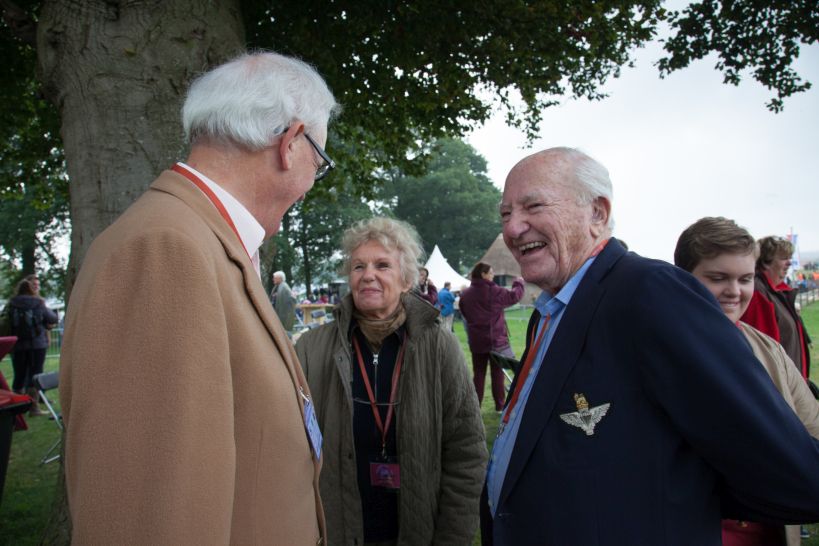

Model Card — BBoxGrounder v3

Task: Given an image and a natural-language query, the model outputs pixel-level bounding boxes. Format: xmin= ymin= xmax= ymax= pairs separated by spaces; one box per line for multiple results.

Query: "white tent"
xmin=424 ymin=245 xmax=471 ymax=292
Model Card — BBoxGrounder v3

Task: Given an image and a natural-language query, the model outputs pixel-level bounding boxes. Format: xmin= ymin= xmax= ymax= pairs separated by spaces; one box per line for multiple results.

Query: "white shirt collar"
xmin=176 ymin=162 xmax=265 ymax=260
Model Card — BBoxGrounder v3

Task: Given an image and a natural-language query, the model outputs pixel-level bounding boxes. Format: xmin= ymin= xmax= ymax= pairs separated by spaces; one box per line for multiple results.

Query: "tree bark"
xmin=20 ymin=238 xmax=36 ymax=276
xmin=36 ymin=0 xmax=245 ymax=295
xmin=33 ymin=2 xmax=245 ymax=543
xmin=299 ymin=220 xmax=313 ymax=298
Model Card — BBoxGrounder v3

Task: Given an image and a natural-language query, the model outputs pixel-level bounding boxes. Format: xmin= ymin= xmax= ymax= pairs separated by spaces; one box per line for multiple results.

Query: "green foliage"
xmin=0 ymin=10 xmax=68 ymax=297
xmin=658 ymin=0 xmax=818 ymax=112
xmin=801 ymin=298 xmax=819 ymax=382
xmin=280 ymin=181 xmax=375 ymax=296
xmin=384 ymin=139 xmax=501 ymax=272
xmin=247 ymin=0 xmax=665 ymax=194
xmin=2 ymin=0 xmax=815 ymax=300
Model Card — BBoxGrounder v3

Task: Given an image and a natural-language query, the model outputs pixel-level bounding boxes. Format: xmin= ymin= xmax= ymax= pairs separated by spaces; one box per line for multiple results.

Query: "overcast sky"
xmin=467 ymin=39 xmax=819 ymax=264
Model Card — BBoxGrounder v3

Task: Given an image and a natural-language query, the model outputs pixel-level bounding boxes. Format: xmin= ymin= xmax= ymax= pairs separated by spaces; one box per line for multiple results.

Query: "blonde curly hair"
xmin=340 ymin=217 xmax=425 ymax=288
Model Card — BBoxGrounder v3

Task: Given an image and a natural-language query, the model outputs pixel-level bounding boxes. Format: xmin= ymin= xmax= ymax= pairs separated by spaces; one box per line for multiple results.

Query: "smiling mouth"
xmin=518 ymin=241 xmax=546 ymax=255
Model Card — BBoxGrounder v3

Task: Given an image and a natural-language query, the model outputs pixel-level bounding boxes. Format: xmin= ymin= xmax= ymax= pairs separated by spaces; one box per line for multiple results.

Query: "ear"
xmin=277 ymin=122 xmax=305 ymax=171
xmin=589 ymin=196 xmax=611 ymax=237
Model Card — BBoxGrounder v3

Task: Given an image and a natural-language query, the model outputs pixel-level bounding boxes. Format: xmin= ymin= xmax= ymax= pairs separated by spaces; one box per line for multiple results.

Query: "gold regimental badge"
xmin=559 ymin=393 xmax=610 ymax=436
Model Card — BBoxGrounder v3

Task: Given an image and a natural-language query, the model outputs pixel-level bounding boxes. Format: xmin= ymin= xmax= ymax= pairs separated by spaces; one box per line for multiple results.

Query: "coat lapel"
xmin=151 ymin=171 xmax=303 ymax=385
xmin=498 ymin=239 xmax=627 ymax=508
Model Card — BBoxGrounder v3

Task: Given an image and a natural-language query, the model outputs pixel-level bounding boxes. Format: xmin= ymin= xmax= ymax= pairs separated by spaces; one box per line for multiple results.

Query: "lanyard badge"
xmin=300 ymin=387 xmax=322 ymax=461
xmin=353 ymin=334 xmax=406 ymax=490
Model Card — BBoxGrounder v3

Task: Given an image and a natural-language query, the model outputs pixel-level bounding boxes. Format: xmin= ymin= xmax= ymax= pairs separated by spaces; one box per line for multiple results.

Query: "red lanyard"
xmin=501 ymin=237 xmax=610 ymax=429
xmin=502 ymin=315 xmax=549 ymax=428
xmin=171 ymin=163 xmax=251 ymax=261
xmin=352 ymin=333 xmax=406 ymax=454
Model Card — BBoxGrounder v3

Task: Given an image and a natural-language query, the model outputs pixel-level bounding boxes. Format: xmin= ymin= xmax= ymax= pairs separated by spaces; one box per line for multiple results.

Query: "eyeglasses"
xmin=279 ymin=127 xmax=336 ymax=181
xmin=304 ymin=133 xmax=335 ymax=181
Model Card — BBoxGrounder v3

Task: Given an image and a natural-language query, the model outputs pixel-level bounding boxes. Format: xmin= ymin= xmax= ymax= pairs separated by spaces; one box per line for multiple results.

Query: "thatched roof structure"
xmin=479 ymin=234 xmax=542 ymax=304
xmin=480 ymin=234 xmax=520 ymax=276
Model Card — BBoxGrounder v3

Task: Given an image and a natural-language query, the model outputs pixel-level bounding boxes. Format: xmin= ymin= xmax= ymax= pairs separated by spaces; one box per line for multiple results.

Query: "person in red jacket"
xmin=459 ymin=262 xmax=524 ymax=410
xmin=741 ymin=236 xmax=811 ymax=379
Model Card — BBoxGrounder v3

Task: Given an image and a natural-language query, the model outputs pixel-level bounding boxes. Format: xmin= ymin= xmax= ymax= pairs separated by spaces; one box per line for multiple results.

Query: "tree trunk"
xmin=20 ymin=237 xmax=36 ymax=276
xmin=299 ymin=221 xmax=313 ymax=297
xmin=33 ymin=2 xmax=244 ymax=543
xmin=36 ymin=0 xmax=245 ymax=296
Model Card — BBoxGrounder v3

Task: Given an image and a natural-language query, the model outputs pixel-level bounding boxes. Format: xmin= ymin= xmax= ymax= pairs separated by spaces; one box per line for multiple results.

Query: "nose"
xmin=502 ymin=209 xmax=528 ymax=241
xmin=724 ymin=280 xmax=741 ymax=297
xmin=360 ymin=265 xmax=376 ymax=282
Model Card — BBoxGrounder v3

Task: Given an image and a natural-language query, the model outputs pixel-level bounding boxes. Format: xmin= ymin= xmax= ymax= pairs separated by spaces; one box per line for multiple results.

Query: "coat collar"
xmin=498 ymin=238 xmax=627 ymax=508
xmin=150 ymin=170 xmax=301 ymax=383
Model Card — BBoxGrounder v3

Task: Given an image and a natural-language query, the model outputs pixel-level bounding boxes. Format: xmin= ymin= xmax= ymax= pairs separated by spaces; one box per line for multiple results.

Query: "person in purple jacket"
xmin=415 ymin=267 xmax=438 ymax=306
xmin=459 ymin=262 xmax=524 ymax=410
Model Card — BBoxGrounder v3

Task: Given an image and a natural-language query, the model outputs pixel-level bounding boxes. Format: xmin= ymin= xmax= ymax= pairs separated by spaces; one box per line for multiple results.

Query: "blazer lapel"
xmin=498 ymin=239 xmax=627 ymax=508
xmin=151 ymin=171 xmax=302 ymax=384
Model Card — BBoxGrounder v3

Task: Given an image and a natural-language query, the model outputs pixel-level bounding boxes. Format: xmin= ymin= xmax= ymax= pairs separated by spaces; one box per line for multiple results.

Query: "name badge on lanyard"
xmin=300 ymin=387 xmax=322 ymax=461
xmin=353 ymin=333 xmax=406 ymax=490
xmin=370 ymin=456 xmax=401 ymax=489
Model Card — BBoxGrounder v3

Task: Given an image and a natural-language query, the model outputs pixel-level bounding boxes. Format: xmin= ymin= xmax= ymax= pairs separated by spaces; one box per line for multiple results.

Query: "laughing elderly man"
xmin=482 ymin=147 xmax=819 ymax=545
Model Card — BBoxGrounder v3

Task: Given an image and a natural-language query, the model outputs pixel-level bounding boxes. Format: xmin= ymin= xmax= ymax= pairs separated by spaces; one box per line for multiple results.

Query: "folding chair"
xmin=489 ymin=351 xmax=521 ymax=393
xmin=32 ymin=371 xmax=62 ymax=464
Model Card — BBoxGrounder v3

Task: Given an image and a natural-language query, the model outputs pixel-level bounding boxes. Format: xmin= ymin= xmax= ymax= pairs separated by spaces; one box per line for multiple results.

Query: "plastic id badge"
xmin=369 ymin=457 xmax=400 ymax=489
xmin=303 ymin=397 xmax=322 ymax=460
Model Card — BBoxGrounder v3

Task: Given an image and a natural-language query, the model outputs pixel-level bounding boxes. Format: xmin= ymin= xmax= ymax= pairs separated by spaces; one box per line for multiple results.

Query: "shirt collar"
xmin=535 ymin=253 xmax=598 ymax=316
xmin=177 ymin=162 xmax=265 ymax=257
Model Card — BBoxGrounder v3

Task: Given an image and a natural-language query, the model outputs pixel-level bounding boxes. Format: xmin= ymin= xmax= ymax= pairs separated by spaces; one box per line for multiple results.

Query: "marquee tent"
xmin=424 ymin=245 xmax=471 ymax=291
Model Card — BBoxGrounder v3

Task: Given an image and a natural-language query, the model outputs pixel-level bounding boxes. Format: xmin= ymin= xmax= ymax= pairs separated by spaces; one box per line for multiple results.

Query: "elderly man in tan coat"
xmin=60 ymin=52 xmax=338 ymax=545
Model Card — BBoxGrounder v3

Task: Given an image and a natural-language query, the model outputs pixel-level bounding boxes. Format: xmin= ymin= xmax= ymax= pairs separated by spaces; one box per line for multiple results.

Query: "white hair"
xmin=182 ymin=51 xmax=339 ymax=150
xmin=549 ymin=147 xmax=615 ymax=233
xmin=273 ymin=271 xmax=286 ymax=282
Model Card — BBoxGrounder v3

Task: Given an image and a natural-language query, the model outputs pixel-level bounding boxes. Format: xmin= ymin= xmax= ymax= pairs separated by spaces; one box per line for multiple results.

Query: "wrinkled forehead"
xmin=351 ymin=239 xmax=398 ymax=261
xmin=500 ymin=178 xmax=577 ymax=213
xmin=502 ymin=155 xmax=576 ymax=205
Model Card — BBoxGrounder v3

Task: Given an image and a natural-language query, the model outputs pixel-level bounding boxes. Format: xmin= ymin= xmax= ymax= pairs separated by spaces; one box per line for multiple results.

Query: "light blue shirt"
xmin=486 ymin=255 xmax=599 ymax=516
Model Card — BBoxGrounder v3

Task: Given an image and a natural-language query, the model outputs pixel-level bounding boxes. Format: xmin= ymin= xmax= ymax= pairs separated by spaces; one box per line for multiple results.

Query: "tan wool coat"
xmin=296 ymin=293 xmax=488 ymax=546
xmin=740 ymin=322 xmax=819 ymax=438
xmin=60 ymin=170 xmax=325 ymax=545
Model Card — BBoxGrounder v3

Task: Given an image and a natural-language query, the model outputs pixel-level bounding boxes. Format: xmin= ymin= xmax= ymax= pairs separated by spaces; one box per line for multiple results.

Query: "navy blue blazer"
xmin=481 ymin=239 xmax=819 ymax=546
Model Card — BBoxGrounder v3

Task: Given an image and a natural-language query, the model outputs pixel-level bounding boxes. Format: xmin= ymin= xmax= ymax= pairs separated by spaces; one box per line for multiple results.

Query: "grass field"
xmin=0 ymin=353 xmax=61 ymax=546
xmin=1 ymin=304 xmax=817 ymax=545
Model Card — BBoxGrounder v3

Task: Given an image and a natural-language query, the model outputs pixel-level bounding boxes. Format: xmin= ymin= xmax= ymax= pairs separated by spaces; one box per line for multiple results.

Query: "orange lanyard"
xmin=502 ymin=315 xmax=549 ymax=428
xmin=352 ymin=333 xmax=406 ymax=454
xmin=171 ymin=163 xmax=251 ymax=261
xmin=501 ymin=238 xmax=610 ymax=429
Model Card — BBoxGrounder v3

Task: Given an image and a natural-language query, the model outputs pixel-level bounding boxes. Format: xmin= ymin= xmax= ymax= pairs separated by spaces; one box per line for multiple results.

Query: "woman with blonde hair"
xmin=296 ymin=217 xmax=487 ymax=546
